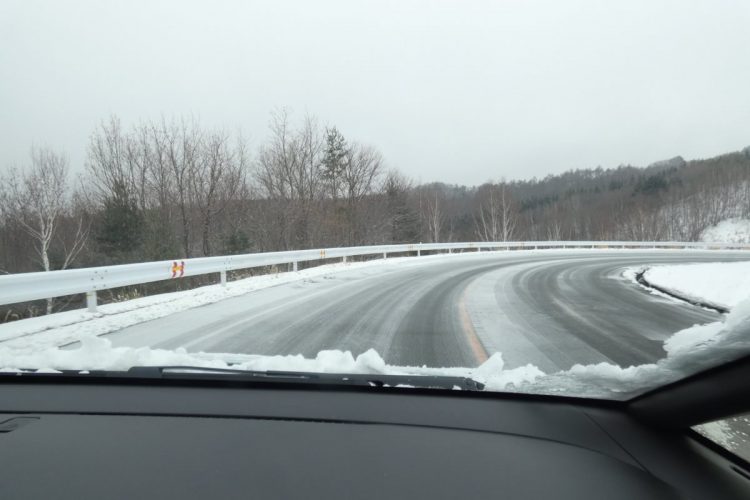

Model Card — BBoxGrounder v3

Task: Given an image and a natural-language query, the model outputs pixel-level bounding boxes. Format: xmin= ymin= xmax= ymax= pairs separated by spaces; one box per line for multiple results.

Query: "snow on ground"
xmin=0 ymin=248 xmax=685 ymax=351
xmin=0 ymin=255 xmax=455 ymax=351
xmin=0 ymin=248 xmax=749 ymax=402
xmin=702 ymin=218 xmax=750 ymax=244
xmin=0 ymin=276 xmax=748 ymax=402
xmin=643 ymin=261 xmax=750 ymax=310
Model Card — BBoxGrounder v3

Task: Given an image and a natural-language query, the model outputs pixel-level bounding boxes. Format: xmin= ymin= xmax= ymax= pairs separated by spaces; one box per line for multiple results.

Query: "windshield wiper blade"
xmin=126 ymin=366 xmax=485 ymax=391
xmin=1 ymin=366 xmax=483 ymax=391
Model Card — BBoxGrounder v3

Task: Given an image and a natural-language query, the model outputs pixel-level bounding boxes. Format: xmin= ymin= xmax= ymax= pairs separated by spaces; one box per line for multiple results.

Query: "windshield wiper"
xmin=124 ymin=366 xmax=485 ymax=391
xmin=1 ymin=366 xmax=484 ymax=390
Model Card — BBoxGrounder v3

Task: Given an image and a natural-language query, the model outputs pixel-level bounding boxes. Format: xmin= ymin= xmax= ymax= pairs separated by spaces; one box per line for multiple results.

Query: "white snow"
xmin=0 ymin=255 xmax=453 ymax=351
xmin=702 ymin=218 xmax=750 ymax=244
xmin=694 ymin=414 xmax=750 ymax=459
xmin=643 ymin=261 xmax=750 ymax=310
xmin=0 ymin=335 xmax=399 ymax=375
xmin=471 ymin=352 xmax=545 ymax=388
xmin=0 ymin=291 xmax=747 ymax=399
xmin=1 ymin=248 xmax=680 ymax=352
xmin=1 ymin=249 xmax=749 ymax=400
xmin=695 ymin=420 xmax=735 ymax=448
xmin=663 ymin=322 xmax=723 ymax=356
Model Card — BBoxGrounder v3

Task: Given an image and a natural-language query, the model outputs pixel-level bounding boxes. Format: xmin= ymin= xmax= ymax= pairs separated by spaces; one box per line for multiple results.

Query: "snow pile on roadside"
xmin=2 ymin=293 xmax=748 ymax=399
xmin=662 ymin=322 xmax=722 ymax=356
xmin=643 ymin=261 xmax=750 ymax=310
xmin=604 ymin=293 xmax=746 ymax=386
xmin=702 ymin=218 xmax=750 ymax=244
xmin=0 ymin=335 xmax=398 ymax=375
xmin=471 ymin=353 xmax=545 ymax=389
xmin=498 ymin=293 xmax=750 ymax=398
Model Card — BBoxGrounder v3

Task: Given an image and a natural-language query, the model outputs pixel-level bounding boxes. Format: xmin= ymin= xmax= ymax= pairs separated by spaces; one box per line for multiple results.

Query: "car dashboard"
xmin=0 ymin=379 xmax=748 ymax=499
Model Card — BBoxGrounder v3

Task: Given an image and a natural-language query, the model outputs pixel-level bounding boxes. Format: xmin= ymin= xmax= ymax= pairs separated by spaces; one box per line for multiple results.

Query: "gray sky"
xmin=2 ymin=0 xmax=749 ymax=186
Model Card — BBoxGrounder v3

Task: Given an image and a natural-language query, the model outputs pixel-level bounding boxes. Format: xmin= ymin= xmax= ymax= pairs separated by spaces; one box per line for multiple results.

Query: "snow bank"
xmin=499 ymin=293 xmax=750 ymax=398
xmin=643 ymin=261 xmax=750 ymax=310
xmin=663 ymin=322 xmax=723 ymax=356
xmin=0 ymin=335 xmax=399 ymax=375
xmin=702 ymin=218 xmax=750 ymax=244
xmin=471 ymin=353 xmax=545 ymax=389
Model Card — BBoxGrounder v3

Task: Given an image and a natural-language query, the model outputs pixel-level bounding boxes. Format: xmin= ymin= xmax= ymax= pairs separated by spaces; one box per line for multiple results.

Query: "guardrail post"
xmin=220 ymin=270 xmax=227 ymax=287
xmin=293 ymin=261 xmax=298 ymax=272
xmin=417 ymin=249 xmax=421 ymax=256
xmin=86 ymin=291 xmax=97 ymax=313
xmin=477 ymin=247 xmax=481 ymax=253
xmin=383 ymin=252 xmax=387 ymax=259
xmin=343 ymin=256 xmax=347 ymax=263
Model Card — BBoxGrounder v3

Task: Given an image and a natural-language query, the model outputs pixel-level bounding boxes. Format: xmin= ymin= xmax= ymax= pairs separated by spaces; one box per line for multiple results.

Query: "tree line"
xmin=2 ymin=111 xmax=750 ymax=291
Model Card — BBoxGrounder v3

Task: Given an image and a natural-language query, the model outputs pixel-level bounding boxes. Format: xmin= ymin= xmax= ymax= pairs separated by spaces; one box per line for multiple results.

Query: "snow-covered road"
xmin=86 ymin=250 xmax=749 ymax=370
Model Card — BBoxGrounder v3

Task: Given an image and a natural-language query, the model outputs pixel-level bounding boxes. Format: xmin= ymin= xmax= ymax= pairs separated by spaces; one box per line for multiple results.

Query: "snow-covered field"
xmin=702 ymin=218 xmax=750 ymax=244
xmin=643 ymin=261 xmax=750 ymax=311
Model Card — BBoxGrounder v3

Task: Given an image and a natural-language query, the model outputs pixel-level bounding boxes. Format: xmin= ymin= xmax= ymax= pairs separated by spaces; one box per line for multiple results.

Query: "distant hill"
xmin=411 ymin=147 xmax=750 ymax=242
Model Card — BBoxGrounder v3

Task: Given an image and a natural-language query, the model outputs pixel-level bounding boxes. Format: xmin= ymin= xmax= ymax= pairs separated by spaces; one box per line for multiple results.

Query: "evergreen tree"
xmin=384 ymin=173 xmax=420 ymax=243
xmin=223 ymin=229 xmax=251 ymax=255
xmin=321 ymin=127 xmax=348 ymax=200
xmin=95 ymin=181 xmax=144 ymax=260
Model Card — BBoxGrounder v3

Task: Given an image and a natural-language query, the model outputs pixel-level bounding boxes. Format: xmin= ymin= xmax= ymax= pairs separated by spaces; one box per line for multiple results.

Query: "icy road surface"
xmin=100 ymin=250 xmax=750 ymax=371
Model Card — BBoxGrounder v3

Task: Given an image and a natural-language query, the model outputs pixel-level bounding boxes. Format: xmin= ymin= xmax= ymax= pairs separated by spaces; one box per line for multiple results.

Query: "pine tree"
xmin=95 ymin=180 xmax=144 ymax=260
xmin=321 ymin=127 xmax=348 ymax=200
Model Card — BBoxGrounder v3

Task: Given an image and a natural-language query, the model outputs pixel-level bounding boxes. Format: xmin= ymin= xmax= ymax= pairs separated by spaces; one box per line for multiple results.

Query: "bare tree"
xmin=341 ymin=144 xmax=383 ymax=244
xmin=254 ymin=110 xmax=324 ymax=249
xmin=546 ymin=220 xmax=563 ymax=241
xmin=255 ymin=109 xmax=299 ymax=249
xmin=191 ymin=132 xmax=247 ymax=255
xmin=474 ymin=182 xmax=517 ymax=242
xmin=1 ymin=148 xmax=88 ymax=313
xmin=86 ymin=116 xmax=147 ymax=208
xmin=422 ymin=189 xmax=444 ymax=243
xmin=164 ymin=118 xmax=203 ymax=257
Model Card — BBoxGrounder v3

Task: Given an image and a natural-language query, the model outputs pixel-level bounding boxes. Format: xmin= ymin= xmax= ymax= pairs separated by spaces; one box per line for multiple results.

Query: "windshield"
xmin=1 ymin=0 xmax=749 ymax=403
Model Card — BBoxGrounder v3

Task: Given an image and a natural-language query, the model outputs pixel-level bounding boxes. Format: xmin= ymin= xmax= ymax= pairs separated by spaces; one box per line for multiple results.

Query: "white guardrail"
xmin=1 ymin=241 xmax=748 ymax=313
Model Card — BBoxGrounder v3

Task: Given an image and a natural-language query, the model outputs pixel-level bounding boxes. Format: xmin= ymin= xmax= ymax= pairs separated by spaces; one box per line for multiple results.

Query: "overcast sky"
xmin=2 ymin=0 xmax=749 ymax=186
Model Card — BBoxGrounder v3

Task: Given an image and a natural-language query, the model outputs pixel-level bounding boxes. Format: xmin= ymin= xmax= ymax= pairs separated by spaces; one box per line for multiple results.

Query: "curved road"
xmin=107 ymin=251 xmax=750 ymax=370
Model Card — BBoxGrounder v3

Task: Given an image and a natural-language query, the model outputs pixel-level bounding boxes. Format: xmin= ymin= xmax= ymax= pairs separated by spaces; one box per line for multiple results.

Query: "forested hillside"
xmin=1 ymin=112 xmax=749 ymax=279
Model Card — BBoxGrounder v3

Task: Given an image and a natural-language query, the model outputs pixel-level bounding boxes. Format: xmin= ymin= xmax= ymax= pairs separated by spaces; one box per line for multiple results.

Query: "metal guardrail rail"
xmin=1 ymin=241 xmax=748 ymax=312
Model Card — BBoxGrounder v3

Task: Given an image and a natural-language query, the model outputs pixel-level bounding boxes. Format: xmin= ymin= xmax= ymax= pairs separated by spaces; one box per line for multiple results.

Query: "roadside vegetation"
xmin=1 ymin=111 xmax=749 ymax=313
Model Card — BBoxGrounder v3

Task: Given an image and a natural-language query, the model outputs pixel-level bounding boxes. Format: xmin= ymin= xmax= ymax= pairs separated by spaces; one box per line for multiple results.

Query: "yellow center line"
xmin=458 ymin=285 xmax=489 ymax=365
